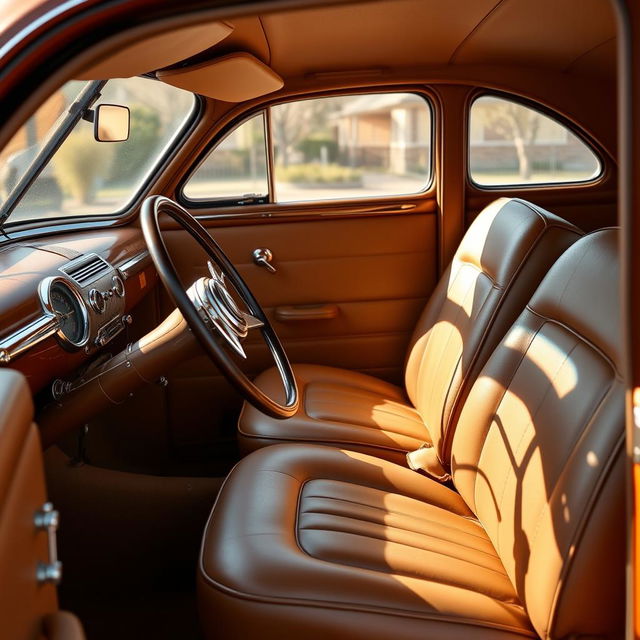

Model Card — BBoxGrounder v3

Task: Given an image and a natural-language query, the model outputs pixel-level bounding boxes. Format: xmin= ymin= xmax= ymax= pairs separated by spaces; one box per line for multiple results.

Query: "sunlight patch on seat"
xmin=511 ymin=330 xmax=578 ymax=399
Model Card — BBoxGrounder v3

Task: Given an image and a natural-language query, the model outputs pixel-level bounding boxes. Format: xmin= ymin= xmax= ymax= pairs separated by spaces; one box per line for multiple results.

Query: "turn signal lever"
xmin=37 ymin=309 xmax=199 ymax=447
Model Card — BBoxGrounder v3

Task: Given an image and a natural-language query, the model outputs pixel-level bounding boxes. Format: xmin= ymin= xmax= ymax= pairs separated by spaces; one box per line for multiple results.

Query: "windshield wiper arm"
xmin=0 ymin=79 xmax=106 ymax=228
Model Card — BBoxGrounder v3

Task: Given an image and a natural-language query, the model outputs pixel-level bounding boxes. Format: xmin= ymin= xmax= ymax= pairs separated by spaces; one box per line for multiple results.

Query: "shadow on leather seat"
xmin=201 ymin=229 xmax=624 ymax=639
xmin=239 ymin=197 xmax=583 ymax=477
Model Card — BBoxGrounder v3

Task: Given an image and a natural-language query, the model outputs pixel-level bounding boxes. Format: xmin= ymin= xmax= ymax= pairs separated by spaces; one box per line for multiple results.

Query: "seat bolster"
xmin=199 ymin=445 xmax=534 ymax=640
xmin=239 ymin=365 xmax=430 ymax=464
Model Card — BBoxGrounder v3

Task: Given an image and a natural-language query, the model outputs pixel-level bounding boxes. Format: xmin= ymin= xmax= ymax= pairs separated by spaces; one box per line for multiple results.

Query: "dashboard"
xmin=0 ymin=227 xmax=157 ymax=393
xmin=2 ymin=254 xmax=127 ymax=364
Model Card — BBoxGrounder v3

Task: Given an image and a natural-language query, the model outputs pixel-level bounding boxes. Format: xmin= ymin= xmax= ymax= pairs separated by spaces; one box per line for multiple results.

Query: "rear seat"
xmin=238 ymin=198 xmax=583 ymax=478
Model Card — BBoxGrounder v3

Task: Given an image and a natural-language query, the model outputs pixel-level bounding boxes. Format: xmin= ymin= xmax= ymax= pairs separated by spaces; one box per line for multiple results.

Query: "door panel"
xmin=159 ymin=208 xmax=438 ymax=453
xmin=0 ymin=370 xmax=57 ymax=639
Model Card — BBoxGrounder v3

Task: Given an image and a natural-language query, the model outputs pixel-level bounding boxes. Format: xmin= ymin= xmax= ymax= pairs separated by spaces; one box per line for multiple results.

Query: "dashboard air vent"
xmin=62 ymin=254 xmax=111 ymax=286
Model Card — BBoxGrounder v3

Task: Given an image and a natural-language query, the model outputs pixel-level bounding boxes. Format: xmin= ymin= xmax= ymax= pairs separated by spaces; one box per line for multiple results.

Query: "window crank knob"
xmin=252 ymin=248 xmax=276 ymax=273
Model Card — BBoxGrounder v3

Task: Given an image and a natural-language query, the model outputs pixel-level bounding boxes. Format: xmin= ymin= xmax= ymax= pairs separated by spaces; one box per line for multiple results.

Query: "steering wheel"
xmin=140 ymin=195 xmax=298 ymax=419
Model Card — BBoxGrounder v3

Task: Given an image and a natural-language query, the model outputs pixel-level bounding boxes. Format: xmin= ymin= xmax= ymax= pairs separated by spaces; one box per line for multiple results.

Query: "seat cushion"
xmin=239 ymin=364 xmax=430 ymax=465
xmin=199 ymin=444 xmax=535 ymax=640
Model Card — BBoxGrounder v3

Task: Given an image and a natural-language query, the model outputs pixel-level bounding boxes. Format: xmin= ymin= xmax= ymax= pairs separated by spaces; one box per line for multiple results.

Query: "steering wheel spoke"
xmin=141 ymin=195 xmax=298 ymax=419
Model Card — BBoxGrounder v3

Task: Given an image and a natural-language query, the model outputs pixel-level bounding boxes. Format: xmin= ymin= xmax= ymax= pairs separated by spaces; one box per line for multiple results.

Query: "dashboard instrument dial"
xmin=39 ymin=277 xmax=89 ymax=347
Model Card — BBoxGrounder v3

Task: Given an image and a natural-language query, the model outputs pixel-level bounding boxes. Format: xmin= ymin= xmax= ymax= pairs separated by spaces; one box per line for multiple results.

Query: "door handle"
xmin=275 ymin=304 xmax=339 ymax=322
xmin=252 ymin=248 xmax=276 ymax=273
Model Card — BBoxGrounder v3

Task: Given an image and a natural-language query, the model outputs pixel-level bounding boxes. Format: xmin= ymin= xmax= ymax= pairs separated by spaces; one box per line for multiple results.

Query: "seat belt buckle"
xmin=406 ymin=443 xmax=433 ymax=471
xmin=406 ymin=443 xmax=450 ymax=482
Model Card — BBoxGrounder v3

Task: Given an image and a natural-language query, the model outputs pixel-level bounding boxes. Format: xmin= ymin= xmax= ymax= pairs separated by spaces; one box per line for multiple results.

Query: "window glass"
xmin=272 ymin=93 xmax=431 ymax=203
xmin=469 ymin=95 xmax=601 ymax=186
xmin=183 ymin=113 xmax=268 ymax=202
xmin=1 ymin=77 xmax=195 ymax=224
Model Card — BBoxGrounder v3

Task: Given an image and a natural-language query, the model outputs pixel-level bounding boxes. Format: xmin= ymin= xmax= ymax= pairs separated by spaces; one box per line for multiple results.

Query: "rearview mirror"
xmin=93 ymin=104 xmax=130 ymax=142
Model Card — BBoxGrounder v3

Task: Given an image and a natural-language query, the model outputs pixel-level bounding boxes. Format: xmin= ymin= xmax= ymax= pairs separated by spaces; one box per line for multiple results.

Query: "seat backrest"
xmin=451 ymin=229 xmax=624 ymax=639
xmin=404 ymin=197 xmax=583 ymax=472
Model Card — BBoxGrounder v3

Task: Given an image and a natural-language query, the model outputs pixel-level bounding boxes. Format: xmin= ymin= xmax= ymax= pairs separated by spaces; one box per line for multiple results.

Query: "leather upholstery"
xmin=239 ymin=364 xmax=427 ymax=465
xmin=199 ymin=445 xmax=535 ymax=639
xmin=200 ymin=229 xmax=624 ymax=638
xmin=451 ymin=228 xmax=624 ymax=638
xmin=0 ymin=370 xmax=57 ymax=639
xmin=239 ymin=198 xmax=582 ymax=468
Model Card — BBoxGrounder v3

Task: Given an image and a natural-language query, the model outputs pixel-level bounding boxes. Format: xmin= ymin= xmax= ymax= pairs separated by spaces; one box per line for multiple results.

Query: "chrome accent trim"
xmin=60 ymin=252 xmax=111 ymax=286
xmin=112 ymin=274 xmax=125 ymax=297
xmin=39 ymin=276 xmax=90 ymax=348
xmin=186 ymin=263 xmax=263 ymax=359
xmin=117 ymin=251 xmax=151 ymax=279
xmin=192 ymin=202 xmax=417 ymax=222
xmin=88 ymin=288 xmax=105 ymax=314
xmin=94 ymin=314 xmax=125 ymax=347
xmin=253 ymin=247 xmax=276 ymax=273
xmin=34 ymin=502 xmax=62 ymax=586
xmin=0 ymin=314 xmax=58 ymax=363
xmin=0 ymin=275 xmax=91 ymax=362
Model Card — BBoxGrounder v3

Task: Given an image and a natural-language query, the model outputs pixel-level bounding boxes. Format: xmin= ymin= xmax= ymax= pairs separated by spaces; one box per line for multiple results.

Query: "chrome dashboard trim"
xmin=117 ymin=251 xmax=151 ymax=279
xmin=38 ymin=276 xmax=90 ymax=348
xmin=0 ymin=313 xmax=59 ymax=363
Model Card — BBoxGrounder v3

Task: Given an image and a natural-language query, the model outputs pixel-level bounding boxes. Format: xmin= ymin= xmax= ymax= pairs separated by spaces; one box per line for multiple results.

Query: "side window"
xmin=469 ymin=95 xmax=601 ymax=187
xmin=182 ymin=92 xmax=432 ymax=205
xmin=272 ymin=93 xmax=431 ymax=203
xmin=183 ymin=112 xmax=269 ymax=203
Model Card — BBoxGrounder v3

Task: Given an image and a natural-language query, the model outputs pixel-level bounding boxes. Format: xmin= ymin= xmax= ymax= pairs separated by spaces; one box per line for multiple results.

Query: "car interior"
xmin=0 ymin=0 xmax=629 ymax=638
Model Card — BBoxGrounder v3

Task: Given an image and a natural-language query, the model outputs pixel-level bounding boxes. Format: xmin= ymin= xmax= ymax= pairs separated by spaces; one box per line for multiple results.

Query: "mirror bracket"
xmin=81 ymin=109 xmax=95 ymax=124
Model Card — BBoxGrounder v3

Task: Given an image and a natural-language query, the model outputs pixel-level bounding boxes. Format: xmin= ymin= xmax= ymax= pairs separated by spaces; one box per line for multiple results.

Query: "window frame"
xmin=466 ymin=91 xmax=606 ymax=191
xmin=178 ymin=88 xmax=435 ymax=209
xmin=2 ymin=80 xmax=203 ymax=232
xmin=180 ymin=109 xmax=272 ymax=208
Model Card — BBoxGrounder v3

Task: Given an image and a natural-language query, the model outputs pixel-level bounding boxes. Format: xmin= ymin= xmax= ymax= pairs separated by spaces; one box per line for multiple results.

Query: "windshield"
xmin=0 ymin=77 xmax=195 ymax=226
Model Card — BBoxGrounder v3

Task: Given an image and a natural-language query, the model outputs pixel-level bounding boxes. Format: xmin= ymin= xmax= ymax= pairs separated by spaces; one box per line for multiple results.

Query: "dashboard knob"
xmin=112 ymin=275 xmax=125 ymax=297
xmin=89 ymin=289 xmax=105 ymax=314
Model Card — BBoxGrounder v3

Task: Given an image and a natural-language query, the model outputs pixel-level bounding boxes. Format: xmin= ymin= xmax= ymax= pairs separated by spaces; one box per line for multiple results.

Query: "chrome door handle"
xmin=35 ymin=502 xmax=62 ymax=585
xmin=252 ymin=248 xmax=276 ymax=273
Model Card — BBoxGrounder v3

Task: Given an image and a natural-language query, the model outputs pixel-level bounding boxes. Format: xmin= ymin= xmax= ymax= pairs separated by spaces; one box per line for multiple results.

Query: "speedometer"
xmin=39 ymin=278 xmax=89 ymax=347
xmin=50 ymin=281 xmax=87 ymax=345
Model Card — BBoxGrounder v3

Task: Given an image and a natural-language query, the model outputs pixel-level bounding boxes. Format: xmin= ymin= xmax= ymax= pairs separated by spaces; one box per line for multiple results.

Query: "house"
xmin=333 ymin=93 xmax=431 ymax=175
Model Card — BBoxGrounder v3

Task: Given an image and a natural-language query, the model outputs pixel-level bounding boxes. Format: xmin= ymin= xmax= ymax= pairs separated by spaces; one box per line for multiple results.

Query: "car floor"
xmin=44 ymin=447 xmax=224 ymax=640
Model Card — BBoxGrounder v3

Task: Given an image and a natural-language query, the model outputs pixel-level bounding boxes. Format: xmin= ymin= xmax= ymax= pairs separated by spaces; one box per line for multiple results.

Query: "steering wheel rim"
xmin=140 ymin=195 xmax=298 ymax=419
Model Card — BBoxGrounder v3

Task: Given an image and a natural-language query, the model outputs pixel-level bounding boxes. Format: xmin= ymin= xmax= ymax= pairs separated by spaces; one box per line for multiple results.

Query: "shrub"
xmin=53 ymin=130 xmax=114 ymax=204
xmin=107 ymin=105 xmax=161 ymax=185
xmin=277 ymin=163 xmax=362 ymax=185
xmin=296 ymin=138 xmax=339 ymax=163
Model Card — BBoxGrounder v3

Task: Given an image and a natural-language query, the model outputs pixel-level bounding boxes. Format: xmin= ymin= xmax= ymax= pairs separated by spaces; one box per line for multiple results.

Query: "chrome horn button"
xmin=187 ymin=262 xmax=263 ymax=358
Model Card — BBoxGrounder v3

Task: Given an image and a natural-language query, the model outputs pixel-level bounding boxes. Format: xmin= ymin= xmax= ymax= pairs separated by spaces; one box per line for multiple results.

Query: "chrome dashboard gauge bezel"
xmin=38 ymin=276 xmax=90 ymax=348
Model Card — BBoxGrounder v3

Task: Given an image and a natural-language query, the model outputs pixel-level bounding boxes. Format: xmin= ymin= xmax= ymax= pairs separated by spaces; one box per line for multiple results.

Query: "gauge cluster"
xmin=38 ymin=253 xmax=127 ymax=352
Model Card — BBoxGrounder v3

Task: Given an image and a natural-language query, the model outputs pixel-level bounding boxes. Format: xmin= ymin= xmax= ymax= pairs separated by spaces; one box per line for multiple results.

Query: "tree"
xmin=271 ymin=99 xmax=335 ymax=168
xmin=53 ymin=129 xmax=114 ymax=204
xmin=483 ymin=101 xmax=541 ymax=180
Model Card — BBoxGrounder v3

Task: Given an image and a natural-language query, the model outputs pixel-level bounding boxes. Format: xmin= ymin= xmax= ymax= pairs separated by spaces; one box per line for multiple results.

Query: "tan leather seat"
xmin=200 ymin=229 xmax=624 ymax=639
xmin=239 ymin=198 xmax=582 ymax=474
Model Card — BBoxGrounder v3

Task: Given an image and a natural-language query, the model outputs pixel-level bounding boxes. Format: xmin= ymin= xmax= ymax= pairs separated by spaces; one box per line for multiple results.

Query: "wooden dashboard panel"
xmin=0 ymin=227 xmax=158 ymax=393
